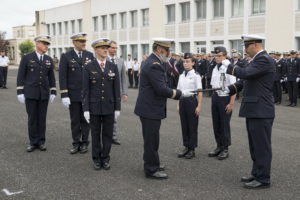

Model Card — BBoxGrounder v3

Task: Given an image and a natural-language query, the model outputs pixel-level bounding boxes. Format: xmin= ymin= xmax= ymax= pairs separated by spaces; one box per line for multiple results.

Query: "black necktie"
xmin=79 ymin=51 xmax=82 ymax=59
xmin=111 ymin=58 xmax=115 ymax=64
xmin=40 ymin=55 xmax=43 ymax=63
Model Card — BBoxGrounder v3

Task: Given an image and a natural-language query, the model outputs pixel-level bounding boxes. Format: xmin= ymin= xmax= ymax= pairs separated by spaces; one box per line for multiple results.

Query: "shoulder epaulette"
xmin=152 ymin=62 xmax=160 ymax=65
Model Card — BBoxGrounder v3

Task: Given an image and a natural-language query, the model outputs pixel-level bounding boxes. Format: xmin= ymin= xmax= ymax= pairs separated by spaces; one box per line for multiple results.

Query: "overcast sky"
xmin=1 ymin=0 xmax=83 ymax=39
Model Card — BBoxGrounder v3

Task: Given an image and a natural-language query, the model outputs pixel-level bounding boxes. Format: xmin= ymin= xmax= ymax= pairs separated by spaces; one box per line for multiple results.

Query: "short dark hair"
xmin=109 ymin=40 xmax=117 ymax=46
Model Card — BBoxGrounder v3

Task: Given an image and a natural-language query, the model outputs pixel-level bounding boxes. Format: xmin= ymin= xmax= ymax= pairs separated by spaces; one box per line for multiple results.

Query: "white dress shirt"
xmin=97 ymin=58 xmax=107 ymax=67
xmin=133 ymin=62 xmax=140 ymax=71
xmin=35 ymin=51 xmax=44 ymax=61
xmin=0 ymin=56 xmax=9 ymax=67
xmin=211 ymin=64 xmax=236 ymax=89
xmin=126 ymin=59 xmax=133 ymax=69
xmin=177 ymin=69 xmax=202 ymax=92
xmin=74 ymin=49 xmax=82 ymax=58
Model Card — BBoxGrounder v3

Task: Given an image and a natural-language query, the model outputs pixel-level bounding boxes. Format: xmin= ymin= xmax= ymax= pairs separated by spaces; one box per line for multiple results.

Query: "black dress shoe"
xmin=184 ymin=150 xmax=195 ymax=159
xmin=145 ymin=171 xmax=168 ymax=180
xmin=112 ymin=139 xmax=121 ymax=145
xmin=291 ymin=103 xmax=296 ymax=107
xmin=80 ymin=144 xmax=88 ymax=153
xmin=26 ymin=145 xmax=36 ymax=152
xmin=217 ymin=149 xmax=229 ymax=160
xmin=243 ymin=180 xmax=270 ymax=189
xmin=102 ymin=162 xmax=110 ymax=170
xmin=287 ymin=103 xmax=293 ymax=106
xmin=241 ymin=175 xmax=255 ymax=183
xmin=158 ymin=164 xmax=165 ymax=171
xmin=178 ymin=147 xmax=189 ymax=158
xmin=39 ymin=144 xmax=47 ymax=151
xmin=208 ymin=147 xmax=222 ymax=157
xmin=70 ymin=146 xmax=80 ymax=154
xmin=93 ymin=162 xmax=101 ymax=170
xmin=2 ymin=86 xmax=7 ymax=89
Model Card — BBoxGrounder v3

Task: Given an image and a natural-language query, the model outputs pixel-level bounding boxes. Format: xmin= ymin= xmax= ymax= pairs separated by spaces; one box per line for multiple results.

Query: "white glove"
xmin=182 ymin=89 xmax=195 ymax=98
xmin=222 ymin=59 xmax=231 ymax=67
xmin=84 ymin=111 xmax=90 ymax=123
xmin=49 ymin=94 xmax=56 ymax=103
xmin=114 ymin=110 xmax=120 ymax=120
xmin=17 ymin=94 xmax=25 ymax=104
xmin=62 ymin=97 xmax=71 ymax=109
xmin=284 ymin=77 xmax=287 ymax=82
xmin=297 ymin=78 xmax=300 ymax=83
xmin=280 ymin=79 xmax=284 ymax=83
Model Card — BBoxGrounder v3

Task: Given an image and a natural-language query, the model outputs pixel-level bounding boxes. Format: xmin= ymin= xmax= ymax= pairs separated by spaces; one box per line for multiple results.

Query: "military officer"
xmin=59 ymin=32 xmax=94 ymax=154
xmin=206 ymin=53 xmax=217 ymax=97
xmin=0 ymin=50 xmax=9 ymax=89
xmin=224 ymin=34 xmax=275 ymax=189
xmin=82 ymin=39 xmax=121 ymax=170
xmin=17 ymin=35 xmax=56 ymax=152
xmin=208 ymin=47 xmax=236 ymax=160
xmin=273 ymin=52 xmax=285 ymax=105
xmin=134 ymin=38 xmax=194 ymax=180
xmin=195 ymin=53 xmax=208 ymax=90
xmin=107 ymin=40 xmax=128 ymax=145
xmin=285 ymin=50 xmax=300 ymax=107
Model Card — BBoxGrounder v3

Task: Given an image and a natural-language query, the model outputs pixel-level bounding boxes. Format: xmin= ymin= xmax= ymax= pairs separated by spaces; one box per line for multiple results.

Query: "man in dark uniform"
xmin=273 ymin=52 xmax=285 ymax=105
xmin=206 ymin=53 xmax=216 ymax=97
xmin=285 ymin=50 xmax=300 ymax=107
xmin=59 ymin=32 xmax=94 ymax=154
xmin=282 ymin=52 xmax=290 ymax=94
xmin=195 ymin=53 xmax=208 ymax=90
xmin=134 ymin=38 xmax=194 ymax=179
xmin=175 ymin=53 xmax=184 ymax=74
xmin=165 ymin=56 xmax=180 ymax=89
xmin=82 ymin=39 xmax=121 ymax=170
xmin=17 ymin=35 xmax=56 ymax=152
xmin=224 ymin=34 xmax=275 ymax=189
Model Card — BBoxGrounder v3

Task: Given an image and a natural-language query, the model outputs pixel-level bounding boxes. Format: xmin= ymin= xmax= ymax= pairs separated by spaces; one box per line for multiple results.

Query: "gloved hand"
xmin=182 ymin=89 xmax=195 ymax=98
xmin=49 ymin=94 xmax=56 ymax=103
xmin=280 ymin=79 xmax=284 ymax=83
xmin=17 ymin=94 xmax=25 ymax=104
xmin=222 ymin=59 xmax=231 ymax=67
xmin=297 ymin=77 xmax=300 ymax=83
xmin=62 ymin=97 xmax=71 ymax=109
xmin=114 ymin=110 xmax=120 ymax=120
xmin=84 ymin=111 xmax=90 ymax=123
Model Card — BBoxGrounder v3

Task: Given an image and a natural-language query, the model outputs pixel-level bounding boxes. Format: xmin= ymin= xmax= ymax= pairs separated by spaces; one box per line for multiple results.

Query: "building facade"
xmin=35 ymin=0 xmax=300 ymax=60
xmin=7 ymin=25 xmax=36 ymax=64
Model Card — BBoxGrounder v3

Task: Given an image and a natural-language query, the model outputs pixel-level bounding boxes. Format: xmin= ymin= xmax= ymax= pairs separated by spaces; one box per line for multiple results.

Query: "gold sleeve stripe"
xmin=60 ymin=90 xmax=68 ymax=93
xmin=233 ymin=84 xmax=237 ymax=94
xmin=17 ymin=86 xmax=24 ymax=89
xmin=171 ymin=89 xmax=176 ymax=99
xmin=50 ymin=88 xmax=57 ymax=90
xmin=232 ymin=66 xmax=237 ymax=76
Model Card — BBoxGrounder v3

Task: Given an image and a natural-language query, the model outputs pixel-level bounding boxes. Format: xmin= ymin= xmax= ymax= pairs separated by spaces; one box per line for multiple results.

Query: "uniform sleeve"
xmin=16 ymin=55 xmax=27 ymax=95
xmin=120 ymin=59 xmax=128 ymax=95
xmin=48 ymin=58 xmax=57 ymax=95
xmin=196 ymin=74 xmax=202 ymax=89
xmin=58 ymin=53 xmax=69 ymax=98
xmin=82 ymin=66 xmax=90 ymax=112
xmin=148 ymin=63 xmax=182 ymax=99
xmin=228 ymin=80 xmax=244 ymax=96
xmin=113 ymin=65 xmax=121 ymax=111
xmin=226 ymin=56 xmax=272 ymax=80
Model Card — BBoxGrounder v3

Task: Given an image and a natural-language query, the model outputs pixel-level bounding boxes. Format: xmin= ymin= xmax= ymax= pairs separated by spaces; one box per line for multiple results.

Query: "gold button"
xmin=102 ymin=84 xmax=104 ymax=86
xmin=102 ymin=97 xmax=104 ymax=99
xmin=102 ymin=90 xmax=104 ymax=93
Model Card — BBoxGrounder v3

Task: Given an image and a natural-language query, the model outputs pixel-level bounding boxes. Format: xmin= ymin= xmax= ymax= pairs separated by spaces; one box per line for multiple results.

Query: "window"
xmin=252 ymin=0 xmax=265 ymax=14
xmin=230 ymin=40 xmax=243 ymax=54
xmin=102 ymin=15 xmax=107 ymax=31
xmin=296 ymin=37 xmax=300 ymax=50
xmin=142 ymin=9 xmax=149 ymax=26
xmin=232 ymin=0 xmax=244 ymax=16
xmin=130 ymin=44 xmax=138 ymax=59
xmin=166 ymin=4 xmax=175 ymax=24
xmin=47 ymin=24 xmax=50 ymax=35
xmin=93 ymin=16 xmax=99 ymax=31
xmin=195 ymin=41 xmax=206 ymax=53
xmin=131 ymin=10 xmax=138 ymax=27
xmin=52 ymin=23 xmax=56 ymax=35
xmin=195 ymin=0 xmax=207 ymax=20
xmin=64 ymin=21 xmax=68 ymax=34
xmin=111 ymin=14 xmax=117 ymax=30
xmin=58 ymin=22 xmax=62 ymax=35
xmin=71 ymin=20 xmax=75 ymax=34
xmin=78 ymin=19 xmax=82 ymax=32
xmin=181 ymin=2 xmax=190 ymax=22
xmin=180 ymin=42 xmax=190 ymax=53
xmin=213 ymin=0 xmax=224 ymax=18
xmin=141 ymin=44 xmax=149 ymax=56
xmin=120 ymin=45 xmax=127 ymax=59
xmin=120 ymin=12 xmax=127 ymax=29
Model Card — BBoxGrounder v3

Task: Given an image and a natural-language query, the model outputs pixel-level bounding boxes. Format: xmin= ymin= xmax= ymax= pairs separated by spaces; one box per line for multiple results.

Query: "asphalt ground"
xmin=0 ymin=68 xmax=299 ymax=200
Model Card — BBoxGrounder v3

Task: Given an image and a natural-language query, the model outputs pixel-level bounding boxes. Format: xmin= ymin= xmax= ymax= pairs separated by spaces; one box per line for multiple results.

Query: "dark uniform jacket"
xmin=274 ymin=58 xmax=285 ymax=81
xmin=82 ymin=59 xmax=121 ymax=115
xmin=231 ymin=59 xmax=247 ymax=68
xmin=165 ymin=58 xmax=179 ymax=89
xmin=227 ymin=50 xmax=275 ymax=119
xmin=285 ymin=58 xmax=300 ymax=81
xmin=175 ymin=59 xmax=184 ymax=75
xmin=196 ymin=59 xmax=208 ymax=77
xmin=17 ymin=52 xmax=56 ymax=100
xmin=59 ymin=50 xmax=94 ymax=102
xmin=206 ymin=59 xmax=216 ymax=78
xmin=134 ymin=53 xmax=182 ymax=120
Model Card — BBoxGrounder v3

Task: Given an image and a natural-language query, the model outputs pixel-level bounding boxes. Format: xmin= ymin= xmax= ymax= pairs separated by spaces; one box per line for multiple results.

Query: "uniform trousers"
xmin=179 ymin=96 xmax=199 ymax=150
xmin=287 ymin=81 xmax=298 ymax=104
xmin=25 ymin=99 xmax=49 ymax=146
xmin=246 ymin=118 xmax=273 ymax=184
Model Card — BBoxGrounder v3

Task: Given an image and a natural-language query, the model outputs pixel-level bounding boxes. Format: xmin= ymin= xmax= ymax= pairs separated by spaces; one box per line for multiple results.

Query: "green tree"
xmin=19 ymin=40 xmax=34 ymax=56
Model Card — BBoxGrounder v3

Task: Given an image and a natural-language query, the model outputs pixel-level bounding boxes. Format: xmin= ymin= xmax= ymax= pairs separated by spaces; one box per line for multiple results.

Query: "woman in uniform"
xmin=177 ymin=53 xmax=203 ymax=159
